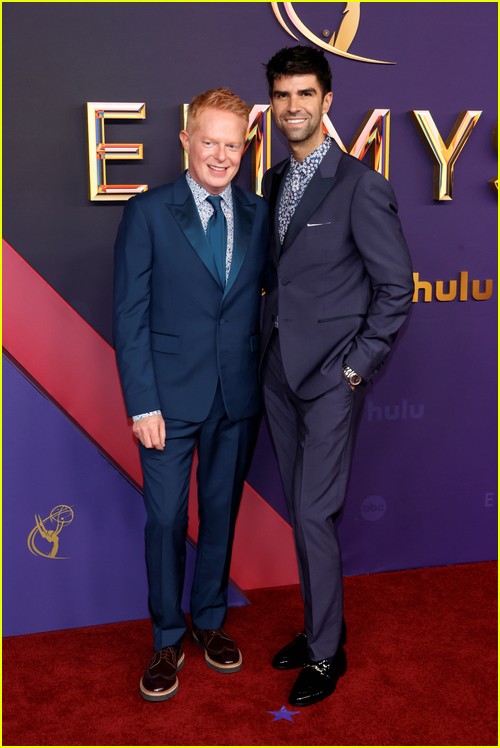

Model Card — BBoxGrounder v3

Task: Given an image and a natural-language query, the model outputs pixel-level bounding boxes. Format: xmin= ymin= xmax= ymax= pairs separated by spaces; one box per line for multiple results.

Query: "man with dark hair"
xmin=261 ymin=46 xmax=413 ymax=707
xmin=265 ymin=44 xmax=332 ymax=98
xmin=114 ymin=88 xmax=268 ymax=701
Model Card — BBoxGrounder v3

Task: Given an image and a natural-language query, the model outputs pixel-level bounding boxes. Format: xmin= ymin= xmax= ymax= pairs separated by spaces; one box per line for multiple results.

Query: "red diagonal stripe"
xmin=3 ymin=239 xmax=298 ymax=588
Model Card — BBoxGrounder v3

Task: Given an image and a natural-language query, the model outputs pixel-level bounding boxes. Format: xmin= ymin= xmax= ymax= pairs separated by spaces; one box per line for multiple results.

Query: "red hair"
xmin=186 ymin=88 xmax=250 ymax=132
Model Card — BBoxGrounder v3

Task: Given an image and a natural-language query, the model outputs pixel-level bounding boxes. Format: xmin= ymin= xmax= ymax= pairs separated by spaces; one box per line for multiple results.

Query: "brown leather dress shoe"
xmin=192 ymin=628 xmax=242 ymax=672
xmin=139 ymin=645 xmax=185 ymax=702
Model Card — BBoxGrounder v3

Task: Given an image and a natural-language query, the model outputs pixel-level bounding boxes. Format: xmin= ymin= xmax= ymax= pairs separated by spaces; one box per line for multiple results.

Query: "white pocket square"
xmin=306 ymin=221 xmax=332 ymax=227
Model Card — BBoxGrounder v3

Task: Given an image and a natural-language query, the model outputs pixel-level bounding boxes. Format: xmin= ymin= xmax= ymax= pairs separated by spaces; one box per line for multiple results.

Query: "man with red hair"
xmin=114 ymin=88 xmax=268 ymax=701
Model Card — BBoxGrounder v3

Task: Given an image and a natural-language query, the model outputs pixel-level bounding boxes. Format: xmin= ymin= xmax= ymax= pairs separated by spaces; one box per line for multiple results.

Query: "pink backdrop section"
xmin=3 ymin=240 xmax=299 ymax=590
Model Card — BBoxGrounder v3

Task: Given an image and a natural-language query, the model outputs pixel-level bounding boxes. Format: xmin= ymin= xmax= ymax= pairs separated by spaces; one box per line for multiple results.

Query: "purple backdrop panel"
xmin=2 ymin=2 xmax=497 ymax=635
xmin=339 ymin=316 xmax=497 ymax=574
xmin=3 ymin=357 xmax=246 ymax=637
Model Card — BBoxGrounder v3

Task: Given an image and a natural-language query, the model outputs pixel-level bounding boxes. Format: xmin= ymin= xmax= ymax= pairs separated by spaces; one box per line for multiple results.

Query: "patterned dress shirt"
xmin=278 ymin=136 xmax=332 ymax=245
xmin=185 ymin=170 xmax=234 ymax=282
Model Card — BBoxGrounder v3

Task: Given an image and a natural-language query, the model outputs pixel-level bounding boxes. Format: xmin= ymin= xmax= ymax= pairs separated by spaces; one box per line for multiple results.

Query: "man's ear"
xmin=179 ymin=130 xmax=190 ymax=152
xmin=322 ymin=91 xmax=333 ymax=115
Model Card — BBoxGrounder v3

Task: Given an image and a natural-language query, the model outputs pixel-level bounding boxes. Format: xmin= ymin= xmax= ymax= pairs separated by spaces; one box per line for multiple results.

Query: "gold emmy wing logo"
xmin=27 ymin=504 xmax=75 ymax=559
xmin=271 ymin=2 xmax=394 ymax=64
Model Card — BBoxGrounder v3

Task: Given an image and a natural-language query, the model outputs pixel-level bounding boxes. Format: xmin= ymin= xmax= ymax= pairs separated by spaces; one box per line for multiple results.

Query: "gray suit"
xmin=261 ymin=142 xmax=413 ymax=659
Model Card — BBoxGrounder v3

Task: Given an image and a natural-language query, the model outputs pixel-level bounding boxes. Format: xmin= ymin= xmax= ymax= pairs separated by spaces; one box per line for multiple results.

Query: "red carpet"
xmin=2 ymin=562 xmax=497 ymax=746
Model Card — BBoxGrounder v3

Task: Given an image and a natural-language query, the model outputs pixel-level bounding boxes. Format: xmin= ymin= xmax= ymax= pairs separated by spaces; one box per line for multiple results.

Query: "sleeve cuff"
xmin=132 ymin=410 xmax=162 ymax=422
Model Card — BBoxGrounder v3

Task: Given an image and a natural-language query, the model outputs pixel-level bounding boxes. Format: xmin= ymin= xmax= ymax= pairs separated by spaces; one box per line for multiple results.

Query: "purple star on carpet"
xmin=267 ymin=705 xmax=301 ymax=723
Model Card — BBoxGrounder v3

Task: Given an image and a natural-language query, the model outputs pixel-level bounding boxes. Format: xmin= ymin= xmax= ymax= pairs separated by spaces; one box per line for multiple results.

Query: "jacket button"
xmin=219 ymin=318 xmax=226 ymax=325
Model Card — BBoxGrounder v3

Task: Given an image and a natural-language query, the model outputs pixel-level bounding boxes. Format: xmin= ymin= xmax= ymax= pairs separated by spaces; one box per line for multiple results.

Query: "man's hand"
xmin=132 ymin=415 xmax=166 ymax=450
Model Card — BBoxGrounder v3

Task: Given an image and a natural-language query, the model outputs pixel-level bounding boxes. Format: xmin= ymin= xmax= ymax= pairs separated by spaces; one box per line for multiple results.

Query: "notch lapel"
xmin=224 ymin=187 xmax=256 ymax=297
xmin=281 ymin=143 xmax=343 ymax=252
xmin=267 ymin=163 xmax=289 ymax=263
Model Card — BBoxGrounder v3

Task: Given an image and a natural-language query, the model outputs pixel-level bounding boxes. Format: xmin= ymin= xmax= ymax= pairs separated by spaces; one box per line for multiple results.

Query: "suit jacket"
xmin=113 ymin=173 xmax=269 ymax=422
xmin=261 ymin=142 xmax=413 ymax=399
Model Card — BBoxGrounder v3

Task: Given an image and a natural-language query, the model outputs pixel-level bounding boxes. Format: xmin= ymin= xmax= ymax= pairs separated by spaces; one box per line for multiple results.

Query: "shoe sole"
xmin=288 ymin=684 xmax=336 ymax=707
xmin=205 ymin=649 xmax=242 ymax=673
xmin=192 ymin=634 xmax=242 ymax=673
xmin=139 ymin=652 xmax=185 ymax=702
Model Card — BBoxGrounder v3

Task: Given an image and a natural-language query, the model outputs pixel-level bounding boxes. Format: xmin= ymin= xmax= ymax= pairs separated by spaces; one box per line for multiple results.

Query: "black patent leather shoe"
xmin=272 ymin=620 xmax=347 ymax=670
xmin=288 ymin=647 xmax=347 ymax=707
xmin=272 ymin=632 xmax=309 ymax=670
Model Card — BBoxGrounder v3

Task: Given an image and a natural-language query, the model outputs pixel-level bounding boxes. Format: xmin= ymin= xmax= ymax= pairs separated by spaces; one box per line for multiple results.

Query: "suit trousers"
xmin=139 ymin=383 xmax=259 ymax=652
xmin=263 ymin=331 xmax=366 ymax=660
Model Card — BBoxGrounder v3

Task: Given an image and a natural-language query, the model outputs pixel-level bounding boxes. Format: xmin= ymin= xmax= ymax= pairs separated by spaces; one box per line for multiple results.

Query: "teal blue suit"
xmin=114 ymin=173 xmax=268 ymax=650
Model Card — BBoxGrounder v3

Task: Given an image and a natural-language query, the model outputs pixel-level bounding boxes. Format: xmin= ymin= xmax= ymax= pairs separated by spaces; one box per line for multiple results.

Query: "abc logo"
xmin=361 ymin=495 xmax=387 ymax=521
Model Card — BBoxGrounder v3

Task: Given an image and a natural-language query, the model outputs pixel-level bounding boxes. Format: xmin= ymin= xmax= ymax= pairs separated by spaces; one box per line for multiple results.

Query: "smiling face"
xmin=179 ymin=107 xmax=247 ymax=194
xmin=271 ymin=74 xmax=333 ymax=161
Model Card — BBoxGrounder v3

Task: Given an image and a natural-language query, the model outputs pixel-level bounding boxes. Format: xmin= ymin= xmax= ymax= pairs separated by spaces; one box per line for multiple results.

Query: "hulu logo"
xmin=367 ymin=399 xmax=424 ymax=422
xmin=412 ymin=271 xmax=493 ymax=303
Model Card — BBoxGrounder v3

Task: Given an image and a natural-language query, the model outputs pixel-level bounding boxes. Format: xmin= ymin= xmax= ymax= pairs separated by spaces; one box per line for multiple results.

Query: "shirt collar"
xmin=186 ymin=170 xmax=232 ymax=208
xmin=289 ymin=136 xmax=332 ymax=172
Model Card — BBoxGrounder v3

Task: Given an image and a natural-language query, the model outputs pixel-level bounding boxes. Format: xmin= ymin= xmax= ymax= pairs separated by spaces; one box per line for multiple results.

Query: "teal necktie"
xmin=206 ymin=195 xmax=227 ymax=286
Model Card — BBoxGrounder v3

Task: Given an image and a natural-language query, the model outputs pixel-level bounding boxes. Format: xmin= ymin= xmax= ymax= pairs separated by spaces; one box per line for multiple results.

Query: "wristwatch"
xmin=343 ymin=365 xmax=363 ymax=387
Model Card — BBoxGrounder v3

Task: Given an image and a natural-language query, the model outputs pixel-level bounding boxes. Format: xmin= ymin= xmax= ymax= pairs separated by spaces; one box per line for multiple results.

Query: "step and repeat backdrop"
xmin=3 ymin=2 xmax=497 ymax=636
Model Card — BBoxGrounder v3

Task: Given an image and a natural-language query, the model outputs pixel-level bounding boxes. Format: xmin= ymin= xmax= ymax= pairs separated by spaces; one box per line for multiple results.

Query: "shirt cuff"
xmin=132 ymin=410 xmax=162 ymax=422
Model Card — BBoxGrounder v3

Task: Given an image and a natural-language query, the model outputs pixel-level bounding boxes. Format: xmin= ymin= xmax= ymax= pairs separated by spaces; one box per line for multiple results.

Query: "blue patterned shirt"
xmin=278 ymin=136 xmax=332 ymax=245
xmin=186 ymin=170 xmax=234 ymax=282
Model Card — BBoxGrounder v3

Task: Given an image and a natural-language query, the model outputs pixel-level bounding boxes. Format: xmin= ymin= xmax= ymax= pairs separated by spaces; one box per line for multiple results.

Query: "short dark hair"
xmin=265 ymin=46 xmax=332 ymax=98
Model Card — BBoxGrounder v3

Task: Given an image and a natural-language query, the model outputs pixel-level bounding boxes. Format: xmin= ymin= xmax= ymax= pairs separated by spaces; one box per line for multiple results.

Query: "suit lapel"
xmin=281 ymin=142 xmax=344 ymax=252
xmin=267 ymin=163 xmax=288 ymax=263
xmin=224 ymin=187 xmax=255 ymax=297
xmin=166 ymin=174 xmax=222 ymax=287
